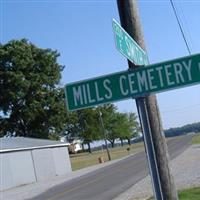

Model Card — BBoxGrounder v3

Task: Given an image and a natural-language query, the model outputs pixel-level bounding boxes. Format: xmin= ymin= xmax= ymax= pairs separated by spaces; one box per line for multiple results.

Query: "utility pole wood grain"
xmin=117 ymin=0 xmax=178 ymax=199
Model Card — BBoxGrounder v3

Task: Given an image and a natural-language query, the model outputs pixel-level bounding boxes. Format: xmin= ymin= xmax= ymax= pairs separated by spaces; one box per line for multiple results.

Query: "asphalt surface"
xmin=29 ymin=135 xmax=192 ymax=200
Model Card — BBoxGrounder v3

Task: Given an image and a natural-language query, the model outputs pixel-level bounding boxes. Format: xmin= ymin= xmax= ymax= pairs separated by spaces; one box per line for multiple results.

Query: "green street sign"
xmin=65 ymin=54 xmax=200 ymax=111
xmin=112 ymin=19 xmax=149 ymax=65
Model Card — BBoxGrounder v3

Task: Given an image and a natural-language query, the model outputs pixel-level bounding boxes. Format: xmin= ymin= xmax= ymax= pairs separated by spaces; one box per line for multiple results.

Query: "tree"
xmin=124 ymin=112 xmax=140 ymax=146
xmin=107 ymin=112 xmax=140 ymax=147
xmin=98 ymin=104 xmax=118 ymax=148
xmin=98 ymin=104 xmax=140 ymax=148
xmin=113 ymin=112 xmax=128 ymax=147
xmin=77 ymin=108 xmax=101 ymax=153
xmin=114 ymin=113 xmax=131 ymax=146
xmin=164 ymin=122 xmax=200 ymax=137
xmin=64 ymin=112 xmax=80 ymax=139
xmin=0 ymin=39 xmax=67 ymax=138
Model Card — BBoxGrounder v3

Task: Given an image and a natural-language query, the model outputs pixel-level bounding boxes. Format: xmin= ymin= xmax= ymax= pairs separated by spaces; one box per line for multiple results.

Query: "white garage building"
xmin=0 ymin=137 xmax=71 ymax=191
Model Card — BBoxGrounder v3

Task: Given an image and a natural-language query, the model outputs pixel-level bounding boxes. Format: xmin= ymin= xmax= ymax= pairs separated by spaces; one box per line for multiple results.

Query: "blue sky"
xmin=1 ymin=0 xmax=200 ymax=129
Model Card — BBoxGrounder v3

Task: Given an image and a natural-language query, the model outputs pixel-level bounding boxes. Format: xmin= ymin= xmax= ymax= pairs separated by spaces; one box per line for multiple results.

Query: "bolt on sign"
xmin=65 ymin=54 xmax=200 ymax=111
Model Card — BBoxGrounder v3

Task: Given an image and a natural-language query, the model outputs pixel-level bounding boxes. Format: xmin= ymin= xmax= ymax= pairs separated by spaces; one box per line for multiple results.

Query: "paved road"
xmin=29 ymin=135 xmax=192 ymax=200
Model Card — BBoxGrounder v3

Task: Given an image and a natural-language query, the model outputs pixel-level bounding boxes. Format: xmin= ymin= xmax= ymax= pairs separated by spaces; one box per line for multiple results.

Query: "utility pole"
xmin=99 ymin=111 xmax=111 ymax=161
xmin=117 ymin=0 xmax=178 ymax=199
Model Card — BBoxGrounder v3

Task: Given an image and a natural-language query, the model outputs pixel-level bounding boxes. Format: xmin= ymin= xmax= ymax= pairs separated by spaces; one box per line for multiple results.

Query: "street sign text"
xmin=65 ymin=54 xmax=200 ymax=111
xmin=112 ymin=19 xmax=148 ymax=65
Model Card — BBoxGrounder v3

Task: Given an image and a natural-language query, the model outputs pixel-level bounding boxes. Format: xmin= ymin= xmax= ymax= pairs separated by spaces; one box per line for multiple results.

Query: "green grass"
xmin=70 ymin=142 xmax=144 ymax=171
xmin=179 ymin=187 xmax=200 ymax=200
xmin=192 ymin=133 xmax=200 ymax=144
xmin=69 ymin=137 xmax=174 ymax=171
xmin=147 ymin=187 xmax=200 ymax=200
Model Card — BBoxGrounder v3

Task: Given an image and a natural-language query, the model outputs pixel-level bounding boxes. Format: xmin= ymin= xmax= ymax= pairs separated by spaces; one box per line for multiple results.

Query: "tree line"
xmin=0 ymin=39 xmax=140 ymax=150
xmin=65 ymin=104 xmax=140 ymax=152
xmin=164 ymin=122 xmax=200 ymax=137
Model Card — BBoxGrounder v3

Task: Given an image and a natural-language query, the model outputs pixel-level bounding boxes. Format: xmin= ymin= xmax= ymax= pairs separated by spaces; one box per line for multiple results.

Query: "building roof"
xmin=0 ymin=137 xmax=67 ymax=152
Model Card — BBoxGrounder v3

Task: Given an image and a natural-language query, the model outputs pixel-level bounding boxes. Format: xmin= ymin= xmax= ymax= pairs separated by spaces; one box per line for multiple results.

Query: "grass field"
xmin=70 ymin=142 xmax=144 ymax=171
xmin=178 ymin=187 xmax=200 ymax=200
xmin=192 ymin=133 xmax=200 ymax=144
xmin=69 ymin=136 xmax=180 ymax=171
xmin=148 ymin=187 xmax=200 ymax=200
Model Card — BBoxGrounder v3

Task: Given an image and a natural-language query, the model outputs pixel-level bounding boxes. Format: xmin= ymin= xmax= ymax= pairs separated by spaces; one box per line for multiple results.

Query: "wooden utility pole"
xmin=99 ymin=111 xmax=111 ymax=161
xmin=117 ymin=0 xmax=178 ymax=199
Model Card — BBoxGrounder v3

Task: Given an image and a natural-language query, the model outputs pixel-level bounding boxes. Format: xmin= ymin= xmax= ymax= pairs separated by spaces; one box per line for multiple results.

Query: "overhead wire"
xmin=178 ymin=1 xmax=194 ymax=51
xmin=170 ymin=0 xmax=192 ymax=55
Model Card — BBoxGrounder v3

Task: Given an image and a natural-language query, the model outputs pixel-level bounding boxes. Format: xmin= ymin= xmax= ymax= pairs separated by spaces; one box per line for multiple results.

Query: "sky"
xmin=1 ymin=0 xmax=200 ymax=129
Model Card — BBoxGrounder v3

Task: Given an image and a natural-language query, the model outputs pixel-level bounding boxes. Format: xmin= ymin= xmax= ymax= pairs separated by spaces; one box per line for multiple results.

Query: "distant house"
xmin=0 ymin=137 xmax=71 ymax=191
xmin=60 ymin=137 xmax=83 ymax=153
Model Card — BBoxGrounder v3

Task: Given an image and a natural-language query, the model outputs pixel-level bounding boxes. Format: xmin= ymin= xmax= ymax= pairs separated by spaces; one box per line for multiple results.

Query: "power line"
xmin=178 ymin=1 xmax=194 ymax=51
xmin=170 ymin=0 xmax=191 ymax=55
